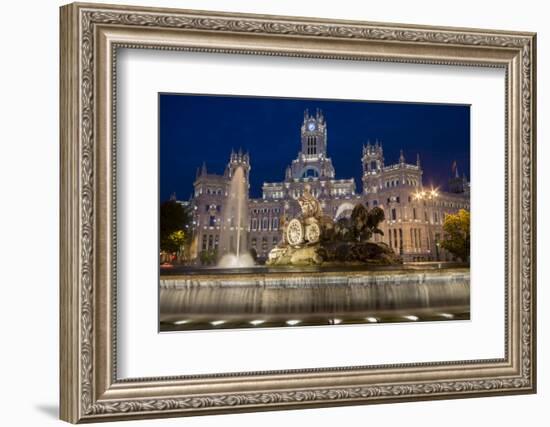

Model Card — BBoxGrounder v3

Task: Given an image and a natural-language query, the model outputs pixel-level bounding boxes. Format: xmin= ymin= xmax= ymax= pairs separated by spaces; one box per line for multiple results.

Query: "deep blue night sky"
xmin=159 ymin=94 xmax=470 ymax=201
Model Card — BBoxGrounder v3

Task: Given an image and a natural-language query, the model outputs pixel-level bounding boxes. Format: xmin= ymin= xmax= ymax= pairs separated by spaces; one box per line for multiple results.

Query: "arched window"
xmin=272 ymin=217 xmax=279 ymax=230
xmin=301 ymin=167 xmax=319 ymax=178
xmin=262 ymin=217 xmax=269 ymax=230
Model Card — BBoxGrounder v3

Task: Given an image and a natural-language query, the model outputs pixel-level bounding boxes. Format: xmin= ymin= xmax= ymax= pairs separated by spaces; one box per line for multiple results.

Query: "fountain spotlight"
xmin=210 ymin=320 xmax=226 ymax=326
xmin=286 ymin=319 xmax=301 ymax=326
xmin=173 ymin=319 xmax=190 ymax=325
xmin=403 ymin=315 xmax=419 ymax=321
xmin=439 ymin=313 xmax=454 ymax=319
xmin=366 ymin=317 xmax=379 ymax=323
xmin=332 ymin=318 xmax=343 ymax=325
xmin=250 ymin=319 xmax=266 ymax=326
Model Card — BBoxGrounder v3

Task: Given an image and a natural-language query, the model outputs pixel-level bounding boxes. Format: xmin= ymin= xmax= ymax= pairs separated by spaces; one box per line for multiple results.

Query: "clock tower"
xmin=282 ymin=108 xmax=337 ymax=183
xmin=301 ymin=108 xmax=327 ymax=158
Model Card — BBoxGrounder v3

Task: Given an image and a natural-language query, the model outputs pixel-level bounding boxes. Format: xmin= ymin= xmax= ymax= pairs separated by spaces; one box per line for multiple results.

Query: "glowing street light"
xmin=413 ymin=187 xmax=439 ymax=201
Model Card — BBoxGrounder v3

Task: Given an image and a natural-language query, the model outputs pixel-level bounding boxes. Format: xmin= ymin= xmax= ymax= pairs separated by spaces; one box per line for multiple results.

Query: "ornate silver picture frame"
xmin=60 ymin=2 xmax=536 ymax=423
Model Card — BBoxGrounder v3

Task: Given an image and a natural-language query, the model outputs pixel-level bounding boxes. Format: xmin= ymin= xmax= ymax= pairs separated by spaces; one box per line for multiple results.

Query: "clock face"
xmin=308 ymin=122 xmax=316 ymax=131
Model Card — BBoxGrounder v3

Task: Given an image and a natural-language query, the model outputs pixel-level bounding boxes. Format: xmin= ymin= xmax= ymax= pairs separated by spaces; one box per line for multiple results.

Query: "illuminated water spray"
xmin=218 ymin=166 xmax=254 ymax=268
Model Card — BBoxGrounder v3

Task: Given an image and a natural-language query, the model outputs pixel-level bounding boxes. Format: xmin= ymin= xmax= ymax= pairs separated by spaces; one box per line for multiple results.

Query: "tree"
xmin=440 ymin=209 xmax=470 ymax=262
xmin=162 ymin=230 xmax=186 ymax=254
xmin=160 ymin=200 xmax=192 ymax=254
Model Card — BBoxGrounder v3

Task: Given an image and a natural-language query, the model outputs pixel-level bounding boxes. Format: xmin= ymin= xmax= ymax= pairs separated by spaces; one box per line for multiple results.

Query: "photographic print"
xmin=159 ymin=94 xmax=471 ymax=332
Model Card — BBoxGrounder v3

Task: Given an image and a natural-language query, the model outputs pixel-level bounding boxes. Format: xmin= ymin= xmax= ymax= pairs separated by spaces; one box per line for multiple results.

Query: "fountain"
xmin=160 ymin=185 xmax=469 ymax=332
xmin=267 ymin=186 xmax=401 ymax=266
xmin=218 ymin=166 xmax=255 ymax=268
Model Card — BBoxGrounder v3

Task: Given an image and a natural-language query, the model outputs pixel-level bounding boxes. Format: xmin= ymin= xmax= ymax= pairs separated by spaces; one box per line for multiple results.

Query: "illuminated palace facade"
xmin=189 ymin=109 xmax=470 ymax=263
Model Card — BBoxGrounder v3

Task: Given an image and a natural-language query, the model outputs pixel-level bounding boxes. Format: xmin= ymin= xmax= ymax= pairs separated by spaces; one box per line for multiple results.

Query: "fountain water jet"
xmin=218 ymin=166 xmax=255 ymax=268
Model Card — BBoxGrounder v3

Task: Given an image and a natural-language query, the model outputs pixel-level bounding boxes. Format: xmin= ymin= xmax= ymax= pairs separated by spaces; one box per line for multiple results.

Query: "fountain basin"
xmin=160 ymin=267 xmax=470 ymax=331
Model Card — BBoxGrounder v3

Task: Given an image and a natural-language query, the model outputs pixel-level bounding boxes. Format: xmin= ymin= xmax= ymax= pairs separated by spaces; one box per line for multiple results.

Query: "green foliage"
xmin=440 ymin=209 xmax=470 ymax=262
xmin=199 ymin=249 xmax=217 ymax=266
xmin=160 ymin=200 xmax=191 ymax=253
xmin=162 ymin=230 xmax=186 ymax=254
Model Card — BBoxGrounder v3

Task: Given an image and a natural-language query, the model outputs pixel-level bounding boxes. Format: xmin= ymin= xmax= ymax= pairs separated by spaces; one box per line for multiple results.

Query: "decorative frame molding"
xmin=60 ymin=2 xmax=536 ymax=423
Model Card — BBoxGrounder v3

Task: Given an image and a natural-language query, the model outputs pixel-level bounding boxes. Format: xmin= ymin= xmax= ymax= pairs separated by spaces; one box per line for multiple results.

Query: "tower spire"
xmin=416 ymin=153 xmax=421 ymax=167
xmin=399 ymin=149 xmax=405 ymax=164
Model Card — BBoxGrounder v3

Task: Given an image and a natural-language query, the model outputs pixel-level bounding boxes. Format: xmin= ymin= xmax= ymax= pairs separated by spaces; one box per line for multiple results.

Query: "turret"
xmin=362 ymin=140 xmax=384 ymax=194
xmin=362 ymin=140 xmax=384 ymax=174
xmin=449 ymin=161 xmax=466 ymax=193
xmin=227 ymin=147 xmax=251 ymax=181
xmin=285 ymin=165 xmax=292 ymax=180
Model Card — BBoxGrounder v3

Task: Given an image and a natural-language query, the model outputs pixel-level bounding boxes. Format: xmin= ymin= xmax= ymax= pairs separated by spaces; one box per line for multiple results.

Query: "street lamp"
xmin=413 ymin=186 xmax=439 ymax=201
